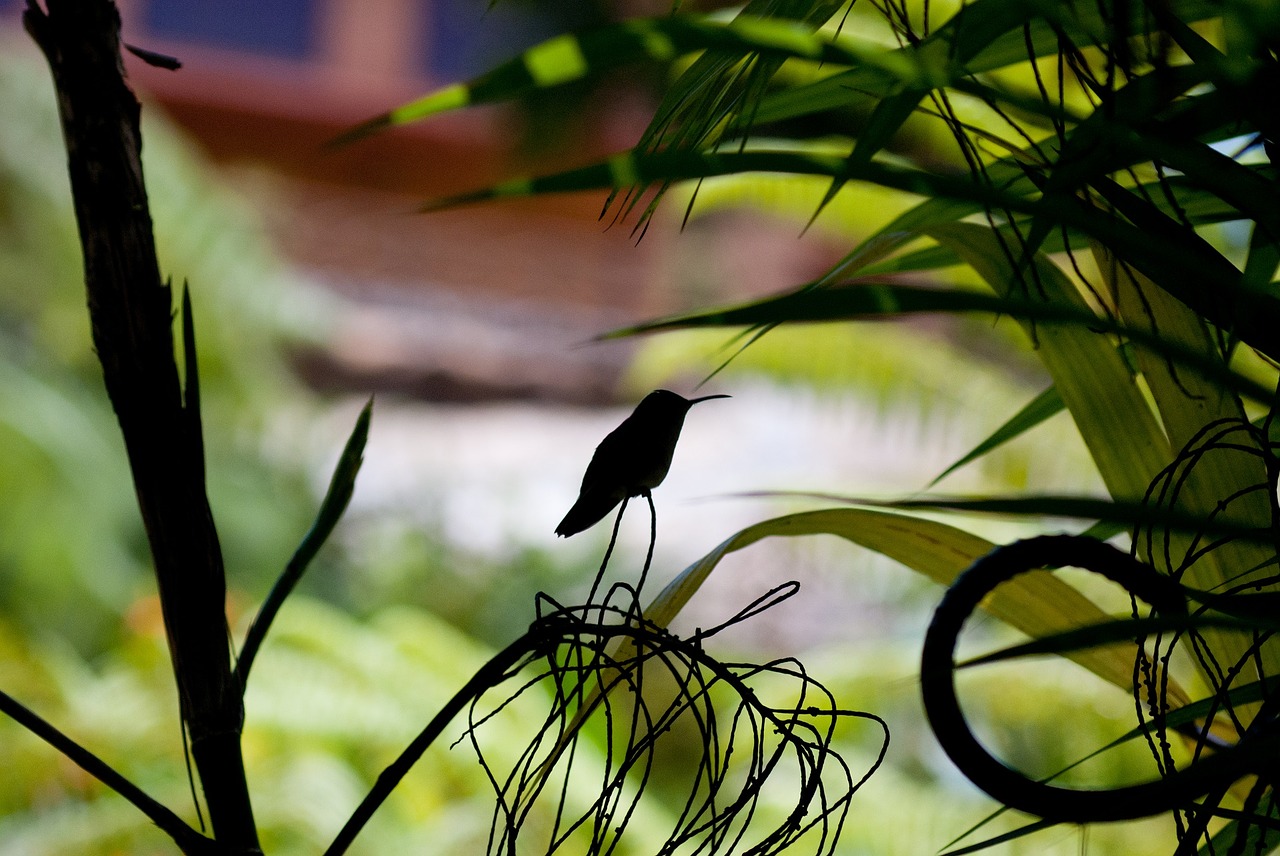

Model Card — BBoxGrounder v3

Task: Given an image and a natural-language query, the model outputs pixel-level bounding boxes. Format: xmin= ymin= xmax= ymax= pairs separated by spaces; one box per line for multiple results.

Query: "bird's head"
xmin=640 ymin=389 xmax=731 ymax=417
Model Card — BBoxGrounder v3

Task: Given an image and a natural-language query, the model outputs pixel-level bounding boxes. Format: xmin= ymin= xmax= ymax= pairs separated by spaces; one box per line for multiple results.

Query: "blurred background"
xmin=0 ymin=0 xmax=1179 ymax=853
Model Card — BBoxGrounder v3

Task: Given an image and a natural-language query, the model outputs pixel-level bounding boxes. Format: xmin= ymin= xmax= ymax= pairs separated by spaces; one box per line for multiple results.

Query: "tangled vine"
xmin=923 ymin=413 xmax=1280 ymax=850
xmin=464 ymin=580 xmax=887 ymax=855
xmin=328 ymin=500 xmax=887 ymax=856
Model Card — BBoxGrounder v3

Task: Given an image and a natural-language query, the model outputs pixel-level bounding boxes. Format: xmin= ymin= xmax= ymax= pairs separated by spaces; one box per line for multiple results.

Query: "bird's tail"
xmin=555 ymin=488 xmax=625 ymax=537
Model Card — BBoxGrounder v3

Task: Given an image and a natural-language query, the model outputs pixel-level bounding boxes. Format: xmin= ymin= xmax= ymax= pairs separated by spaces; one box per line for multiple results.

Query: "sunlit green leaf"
xmin=961 ymin=614 xmax=1280 ymax=668
xmin=927 ymin=223 xmax=1170 ymax=503
xmin=1091 ymin=241 xmax=1278 ymax=689
xmin=1200 ymin=807 xmax=1280 ymax=855
xmin=334 ymin=14 xmax=930 ymax=146
xmin=644 ymin=508 xmax=1185 ymax=701
xmin=930 ymin=386 xmax=1064 ymax=486
xmin=608 ymin=279 xmax=1273 ymax=403
xmin=939 ymin=818 xmax=1058 ymax=856
xmin=762 ymin=492 xmax=1274 ymax=545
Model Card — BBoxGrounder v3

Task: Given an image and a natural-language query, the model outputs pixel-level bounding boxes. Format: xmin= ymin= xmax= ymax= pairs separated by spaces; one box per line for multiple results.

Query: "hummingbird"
xmin=555 ymin=389 xmax=730 ymax=537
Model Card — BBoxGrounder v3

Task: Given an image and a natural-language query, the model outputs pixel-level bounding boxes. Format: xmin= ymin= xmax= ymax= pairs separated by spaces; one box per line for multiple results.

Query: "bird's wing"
xmin=577 ymin=424 xmax=631 ymax=493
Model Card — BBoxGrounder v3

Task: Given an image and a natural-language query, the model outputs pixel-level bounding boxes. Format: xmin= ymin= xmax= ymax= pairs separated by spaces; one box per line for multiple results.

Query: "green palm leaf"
xmin=644 ymin=508 xmax=1187 ymax=704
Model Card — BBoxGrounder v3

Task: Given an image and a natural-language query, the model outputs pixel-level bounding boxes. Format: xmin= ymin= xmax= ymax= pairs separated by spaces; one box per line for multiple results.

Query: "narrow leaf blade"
xmin=236 ymin=399 xmax=373 ymax=686
xmin=930 ymin=385 xmax=1064 ymax=486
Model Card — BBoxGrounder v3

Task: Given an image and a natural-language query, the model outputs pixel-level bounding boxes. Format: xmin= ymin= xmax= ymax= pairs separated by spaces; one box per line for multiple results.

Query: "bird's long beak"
xmin=688 ymin=394 xmax=731 ymax=405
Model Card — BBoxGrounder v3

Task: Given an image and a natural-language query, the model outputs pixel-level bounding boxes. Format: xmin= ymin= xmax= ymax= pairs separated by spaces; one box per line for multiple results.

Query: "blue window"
xmin=144 ymin=0 xmax=315 ymax=59
xmin=424 ymin=0 xmax=598 ymax=80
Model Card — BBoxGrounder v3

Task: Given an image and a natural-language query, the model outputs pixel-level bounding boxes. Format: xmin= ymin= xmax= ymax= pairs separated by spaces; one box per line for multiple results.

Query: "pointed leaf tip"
xmin=326 ymin=115 xmax=393 ymax=149
xmin=329 ymin=84 xmax=473 ymax=148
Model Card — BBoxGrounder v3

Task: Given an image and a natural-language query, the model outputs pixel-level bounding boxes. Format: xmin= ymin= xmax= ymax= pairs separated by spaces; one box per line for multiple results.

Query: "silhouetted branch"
xmin=327 ymin=566 xmax=883 ymax=856
xmin=0 ymin=687 xmax=214 ymax=855
xmin=23 ymin=0 xmax=256 ymax=850
xmin=323 ymin=618 xmax=568 ymax=856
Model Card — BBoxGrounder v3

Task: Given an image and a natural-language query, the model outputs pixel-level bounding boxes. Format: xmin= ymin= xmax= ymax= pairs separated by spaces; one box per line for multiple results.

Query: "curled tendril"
xmin=462 ymin=580 xmax=887 ymax=855
xmin=1136 ymin=415 xmax=1280 ymax=586
xmin=921 ymin=534 xmax=1280 ymax=831
xmin=326 ymin=519 xmax=886 ymax=856
xmin=1128 ymin=412 xmax=1280 ymax=846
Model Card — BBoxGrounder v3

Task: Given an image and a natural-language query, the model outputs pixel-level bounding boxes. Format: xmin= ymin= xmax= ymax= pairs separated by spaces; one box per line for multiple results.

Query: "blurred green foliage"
xmin=7 ymin=0 xmax=1278 ymax=848
xmin=0 ymin=42 xmax=319 ymax=653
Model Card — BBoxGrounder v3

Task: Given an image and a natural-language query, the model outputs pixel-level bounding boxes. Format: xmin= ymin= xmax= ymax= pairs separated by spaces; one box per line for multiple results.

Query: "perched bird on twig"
xmin=556 ymin=390 xmax=730 ymax=537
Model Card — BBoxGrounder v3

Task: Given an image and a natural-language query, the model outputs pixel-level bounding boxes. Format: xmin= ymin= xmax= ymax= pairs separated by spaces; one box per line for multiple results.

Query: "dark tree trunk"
xmin=23 ymin=1 xmax=259 ymax=851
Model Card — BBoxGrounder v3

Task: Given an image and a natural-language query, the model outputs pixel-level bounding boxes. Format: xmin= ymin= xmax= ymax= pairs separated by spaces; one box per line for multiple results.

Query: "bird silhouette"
xmin=555 ymin=390 xmax=730 ymax=537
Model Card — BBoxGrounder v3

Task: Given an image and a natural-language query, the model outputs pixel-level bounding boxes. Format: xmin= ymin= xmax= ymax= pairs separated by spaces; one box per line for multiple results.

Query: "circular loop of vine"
xmin=921 ymin=534 xmax=1280 ymax=828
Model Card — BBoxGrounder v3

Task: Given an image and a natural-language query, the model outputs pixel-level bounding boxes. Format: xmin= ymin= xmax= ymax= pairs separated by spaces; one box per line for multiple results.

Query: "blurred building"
xmin=6 ymin=0 xmax=842 ymax=402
